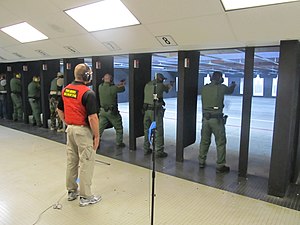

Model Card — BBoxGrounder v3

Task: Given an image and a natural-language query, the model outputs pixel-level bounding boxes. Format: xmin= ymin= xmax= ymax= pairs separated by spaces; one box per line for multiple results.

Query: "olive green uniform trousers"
xmin=99 ymin=109 xmax=123 ymax=145
xmin=11 ymin=93 xmax=23 ymax=121
xmin=29 ymin=98 xmax=41 ymax=126
xmin=143 ymin=108 xmax=164 ymax=154
xmin=199 ymin=118 xmax=227 ymax=168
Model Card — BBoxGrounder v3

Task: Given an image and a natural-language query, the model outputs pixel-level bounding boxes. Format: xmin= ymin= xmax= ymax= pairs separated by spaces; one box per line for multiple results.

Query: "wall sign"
xmin=156 ymin=35 xmax=178 ymax=47
xmin=42 ymin=64 xmax=47 ymax=71
xmin=133 ymin=59 xmax=139 ymax=69
xmin=66 ymin=63 xmax=71 ymax=70
xmin=95 ymin=61 xmax=101 ymax=69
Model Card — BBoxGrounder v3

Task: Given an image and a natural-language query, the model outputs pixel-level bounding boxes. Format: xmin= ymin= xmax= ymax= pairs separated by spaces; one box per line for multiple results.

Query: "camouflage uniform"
xmin=49 ymin=74 xmax=63 ymax=130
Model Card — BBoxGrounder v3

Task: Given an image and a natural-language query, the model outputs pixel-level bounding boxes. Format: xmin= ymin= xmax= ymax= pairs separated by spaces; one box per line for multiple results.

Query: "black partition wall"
xmin=176 ymin=51 xmax=200 ymax=162
xmin=63 ymin=58 xmax=84 ymax=86
xmin=129 ymin=53 xmax=152 ymax=150
xmin=269 ymin=40 xmax=300 ymax=197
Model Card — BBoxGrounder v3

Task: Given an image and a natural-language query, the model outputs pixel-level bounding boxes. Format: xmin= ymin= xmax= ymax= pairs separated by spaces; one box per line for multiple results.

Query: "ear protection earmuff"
xmin=102 ymin=74 xmax=113 ymax=82
xmin=15 ymin=73 xmax=21 ymax=79
xmin=33 ymin=76 xmax=40 ymax=82
xmin=82 ymin=63 xmax=92 ymax=82
xmin=210 ymin=72 xmax=224 ymax=84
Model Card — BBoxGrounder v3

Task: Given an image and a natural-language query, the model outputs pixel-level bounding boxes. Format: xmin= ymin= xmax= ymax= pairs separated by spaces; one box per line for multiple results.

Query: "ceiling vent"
xmin=102 ymin=41 xmax=121 ymax=51
xmin=64 ymin=46 xmax=80 ymax=54
xmin=12 ymin=52 xmax=25 ymax=58
xmin=35 ymin=49 xmax=50 ymax=56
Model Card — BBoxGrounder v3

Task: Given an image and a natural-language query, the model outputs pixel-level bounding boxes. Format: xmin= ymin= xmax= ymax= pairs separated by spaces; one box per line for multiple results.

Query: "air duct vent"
xmin=102 ymin=41 xmax=121 ymax=51
xmin=35 ymin=49 xmax=50 ymax=56
xmin=13 ymin=52 xmax=25 ymax=58
xmin=64 ymin=46 xmax=80 ymax=54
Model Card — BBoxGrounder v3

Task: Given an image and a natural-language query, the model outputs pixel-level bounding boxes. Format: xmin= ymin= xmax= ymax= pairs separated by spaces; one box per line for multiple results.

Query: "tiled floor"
xmin=1 ymin=126 xmax=300 ymax=225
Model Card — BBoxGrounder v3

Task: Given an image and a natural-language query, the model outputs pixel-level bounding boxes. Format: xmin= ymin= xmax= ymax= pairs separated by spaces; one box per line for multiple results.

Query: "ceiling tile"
xmin=123 ymin=0 xmax=224 ymax=24
xmin=92 ymin=25 xmax=160 ymax=51
xmin=227 ymin=2 xmax=300 ymax=44
xmin=145 ymin=14 xmax=238 ymax=49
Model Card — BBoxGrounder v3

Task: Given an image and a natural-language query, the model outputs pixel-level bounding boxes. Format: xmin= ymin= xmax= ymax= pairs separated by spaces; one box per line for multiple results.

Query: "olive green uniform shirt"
xmin=144 ymin=80 xmax=169 ymax=107
xmin=28 ymin=81 xmax=41 ymax=98
xmin=98 ymin=82 xmax=125 ymax=107
xmin=201 ymin=81 xmax=235 ymax=114
xmin=10 ymin=78 xmax=22 ymax=93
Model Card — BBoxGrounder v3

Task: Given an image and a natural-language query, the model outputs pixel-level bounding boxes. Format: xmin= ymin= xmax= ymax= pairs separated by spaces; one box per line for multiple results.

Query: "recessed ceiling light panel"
xmin=65 ymin=0 xmax=140 ymax=32
xmin=221 ymin=0 xmax=299 ymax=11
xmin=1 ymin=22 xmax=48 ymax=43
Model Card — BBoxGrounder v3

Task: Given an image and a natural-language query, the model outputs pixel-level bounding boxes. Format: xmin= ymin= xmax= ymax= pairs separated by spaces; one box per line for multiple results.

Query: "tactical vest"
xmin=62 ymin=83 xmax=90 ymax=126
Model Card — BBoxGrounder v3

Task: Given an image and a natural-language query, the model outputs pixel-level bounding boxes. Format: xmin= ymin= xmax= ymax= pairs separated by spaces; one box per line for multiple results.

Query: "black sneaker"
xmin=116 ymin=143 xmax=126 ymax=148
xmin=144 ymin=149 xmax=152 ymax=155
xmin=216 ymin=165 xmax=230 ymax=173
xmin=156 ymin=152 xmax=168 ymax=158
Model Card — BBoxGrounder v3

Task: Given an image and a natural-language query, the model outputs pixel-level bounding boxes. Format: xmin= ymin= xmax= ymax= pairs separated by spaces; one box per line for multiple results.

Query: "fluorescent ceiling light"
xmin=1 ymin=22 xmax=48 ymax=43
xmin=221 ymin=0 xmax=299 ymax=11
xmin=65 ymin=0 xmax=140 ymax=32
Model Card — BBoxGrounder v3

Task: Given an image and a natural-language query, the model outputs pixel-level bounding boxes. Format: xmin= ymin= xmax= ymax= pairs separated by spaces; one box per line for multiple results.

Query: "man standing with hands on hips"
xmin=57 ymin=63 xmax=101 ymax=207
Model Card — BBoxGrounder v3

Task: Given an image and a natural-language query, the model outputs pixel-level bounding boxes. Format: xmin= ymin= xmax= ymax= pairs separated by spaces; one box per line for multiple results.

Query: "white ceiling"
xmin=0 ymin=0 xmax=299 ymax=62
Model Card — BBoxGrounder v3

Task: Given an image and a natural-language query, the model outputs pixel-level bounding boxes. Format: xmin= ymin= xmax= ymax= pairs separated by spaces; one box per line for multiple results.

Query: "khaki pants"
xmin=66 ymin=125 xmax=95 ymax=198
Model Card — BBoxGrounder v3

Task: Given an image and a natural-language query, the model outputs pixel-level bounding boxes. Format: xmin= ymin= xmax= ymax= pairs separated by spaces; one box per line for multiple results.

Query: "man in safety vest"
xmin=57 ymin=63 xmax=101 ymax=207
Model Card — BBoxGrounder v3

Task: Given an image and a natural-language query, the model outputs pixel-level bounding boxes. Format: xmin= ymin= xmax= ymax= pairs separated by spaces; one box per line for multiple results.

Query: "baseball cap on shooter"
xmin=155 ymin=73 xmax=167 ymax=80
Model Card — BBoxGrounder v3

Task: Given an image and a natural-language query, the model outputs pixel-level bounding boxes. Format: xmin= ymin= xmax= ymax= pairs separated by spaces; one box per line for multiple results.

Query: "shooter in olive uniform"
xmin=199 ymin=71 xmax=236 ymax=173
xmin=143 ymin=73 xmax=173 ymax=158
xmin=98 ymin=73 xmax=126 ymax=148
xmin=28 ymin=76 xmax=42 ymax=127
xmin=49 ymin=72 xmax=64 ymax=131
xmin=10 ymin=73 xmax=23 ymax=121
xmin=0 ymin=74 xmax=7 ymax=119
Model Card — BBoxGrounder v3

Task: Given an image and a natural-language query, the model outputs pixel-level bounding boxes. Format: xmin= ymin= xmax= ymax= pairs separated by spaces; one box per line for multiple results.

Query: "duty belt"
xmin=101 ymin=105 xmax=117 ymax=112
xmin=203 ymin=112 xmax=223 ymax=120
xmin=29 ymin=97 xmax=40 ymax=100
xmin=143 ymin=104 xmax=162 ymax=111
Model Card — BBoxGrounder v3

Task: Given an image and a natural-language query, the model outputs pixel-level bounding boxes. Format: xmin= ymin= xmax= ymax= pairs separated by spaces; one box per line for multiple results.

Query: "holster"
xmin=102 ymin=105 xmax=118 ymax=115
xmin=223 ymin=115 xmax=228 ymax=125
xmin=203 ymin=112 xmax=224 ymax=121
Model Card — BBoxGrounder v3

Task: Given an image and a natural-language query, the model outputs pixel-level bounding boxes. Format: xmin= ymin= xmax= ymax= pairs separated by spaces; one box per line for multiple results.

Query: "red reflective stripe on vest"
xmin=62 ymin=84 xmax=90 ymax=126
